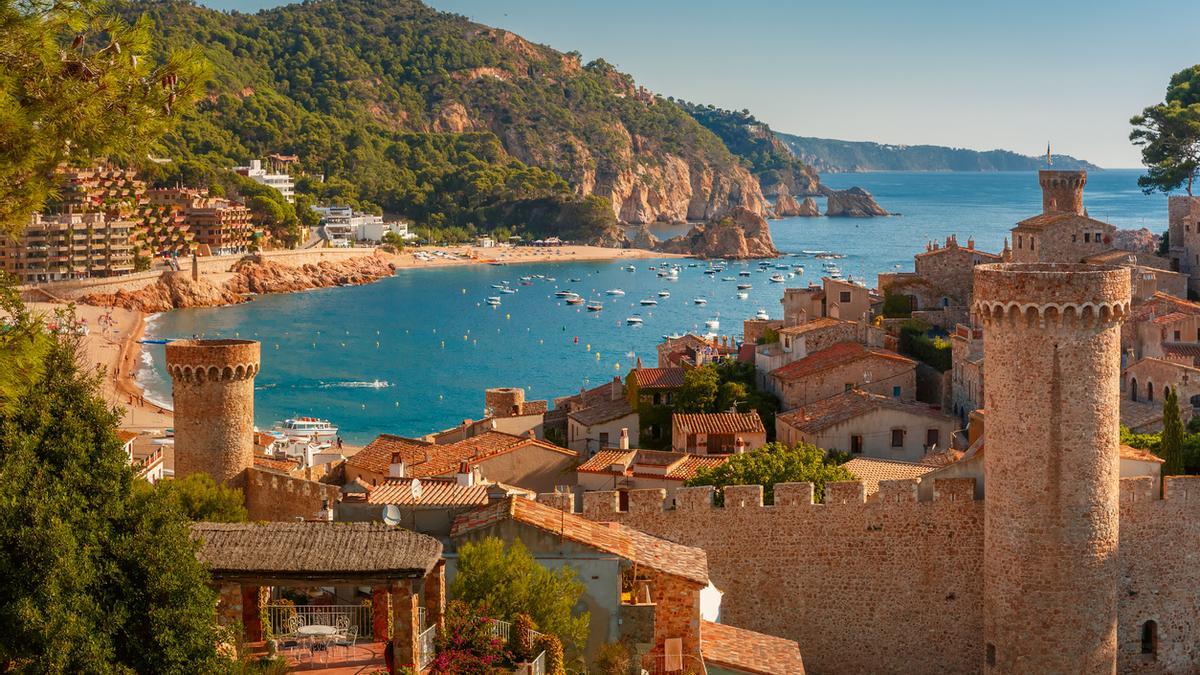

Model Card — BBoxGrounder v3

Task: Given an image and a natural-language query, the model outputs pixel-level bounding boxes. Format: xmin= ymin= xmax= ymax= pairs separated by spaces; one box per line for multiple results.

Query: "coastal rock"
xmin=821 ymin=185 xmax=889 ymax=217
xmin=83 ymin=271 xmax=244 ymax=313
xmin=629 ymin=226 xmax=660 ymax=250
xmin=1112 ymin=227 xmax=1161 ymax=255
xmin=655 ymin=207 xmax=779 ymax=259
xmin=797 ymin=197 xmax=820 ymax=217
xmin=772 ymin=184 xmax=811 ymax=218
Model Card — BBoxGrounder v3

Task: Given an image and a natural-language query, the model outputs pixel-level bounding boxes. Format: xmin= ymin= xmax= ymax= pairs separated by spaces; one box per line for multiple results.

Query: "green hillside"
xmin=777 ymin=132 xmax=1099 ymax=173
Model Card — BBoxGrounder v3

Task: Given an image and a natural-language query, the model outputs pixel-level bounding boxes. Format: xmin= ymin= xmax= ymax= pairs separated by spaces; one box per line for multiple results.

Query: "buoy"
xmin=440 ymin=341 xmax=445 ymax=348
xmin=463 ymin=335 xmax=468 ymax=341
xmin=574 ymin=336 xmax=578 ymax=343
xmin=506 ymin=313 xmax=510 ymax=320
xmin=274 ymin=344 xmax=279 ymax=350
xmin=376 ymin=341 xmax=380 ymax=348
xmin=596 ymin=352 xmax=601 ymax=360
xmin=462 ymin=288 xmax=466 ymax=294
xmin=615 ymin=363 xmax=621 ymax=370
xmin=439 ymin=394 xmax=444 ymax=400
xmin=586 ymin=344 xmax=591 ymax=351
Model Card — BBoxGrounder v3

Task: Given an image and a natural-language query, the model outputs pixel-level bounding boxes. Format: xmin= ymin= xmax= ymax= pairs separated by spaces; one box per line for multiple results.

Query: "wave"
xmin=317 ymin=380 xmax=394 ymax=389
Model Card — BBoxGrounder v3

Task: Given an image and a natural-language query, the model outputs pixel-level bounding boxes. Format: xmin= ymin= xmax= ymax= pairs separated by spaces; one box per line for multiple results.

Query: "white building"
xmin=234 ymin=159 xmax=295 ymax=204
xmin=313 ymin=205 xmax=411 ymax=244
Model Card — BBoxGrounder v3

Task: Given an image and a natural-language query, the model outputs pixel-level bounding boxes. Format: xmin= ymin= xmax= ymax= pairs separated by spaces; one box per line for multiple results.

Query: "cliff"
xmin=1111 ymin=228 xmax=1161 ymax=255
xmin=629 ymin=226 xmax=660 ymax=250
xmin=798 ymin=197 xmax=820 ymax=217
xmin=656 ymin=207 xmax=779 ymax=259
xmin=778 ymin=132 xmax=1100 ymax=173
xmin=82 ymin=255 xmax=396 ymax=313
xmin=822 ymin=186 xmax=890 ymax=217
xmin=773 ymin=184 xmax=818 ymax=217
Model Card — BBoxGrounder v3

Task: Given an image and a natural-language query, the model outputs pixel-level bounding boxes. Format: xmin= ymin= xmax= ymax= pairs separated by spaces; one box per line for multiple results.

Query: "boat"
xmin=569 ymin=278 xmax=582 ymax=282
xmin=736 ymin=291 xmax=749 ymax=299
xmin=640 ymin=298 xmax=658 ymax=306
xmin=486 ymin=296 xmax=502 ymax=306
xmin=705 ymin=317 xmax=720 ymax=330
xmin=491 ymin=283 xmax=509 ymax=289
xmin=693 ymin=297 xmax=708 ymax=305
xmin=770 ymin=274 xmax=786 ymax=283
xmin=273 ymin=417 xmax=338 ymax=442
xmin=739 ymin=271 xmax=751 ymax=277
xmin=755 ymin=308 xmax=770 ymax=320
xmin=704 ymin=269 xmax=716 ymax=275
xmin=565 ymin=296 xmax=584 ymax=305
xmin=722 ymin=276 xmax=736 ymax=281
xmin=657 ymin=290 xmax=671 ymax=297
xmin=500 ymin=287 xmax=517 ymax=294
xmin=606 ymin=289 xmax=626 ymax=296
xmin=623 ymin=265 xmax=636 ymax=272
xmin=586 ymin=301 xmax=604 ymax=312
xmin=775 ymin=264 xmax=791 ymax=270
xmin=687 ymin=263 xmax=699 ymax=268
xmin=519 ymin=276 xmax=533 ymax=281
xmin=554 ymin=290 xmax=574 ymax=298
xmin=626 ymin=315 xmax=644 ymax=325
xmin=792 ymin=265 xmax=805 ymax=273
xmin=737 ymin=283 xmax=752 ymax=290
xmin=546 ymin=277 xmax=556 ymax=282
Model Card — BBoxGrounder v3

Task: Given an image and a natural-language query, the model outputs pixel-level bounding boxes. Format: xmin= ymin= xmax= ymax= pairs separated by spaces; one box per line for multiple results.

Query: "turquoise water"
xmin=139 ymin=170 xmax=1171 ymax=443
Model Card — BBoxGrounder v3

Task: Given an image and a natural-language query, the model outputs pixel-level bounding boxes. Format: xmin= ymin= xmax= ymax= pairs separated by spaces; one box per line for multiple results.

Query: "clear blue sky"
xmin=198 ymin=0 xmax=1200 ymax=167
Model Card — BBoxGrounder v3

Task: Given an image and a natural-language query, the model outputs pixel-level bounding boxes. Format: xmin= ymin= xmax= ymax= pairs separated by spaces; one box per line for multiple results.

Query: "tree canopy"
xmin=685 ymin=441 xmax=853 ymax=504
xmin=1131 ymin=64 xmax=1200 ymax=195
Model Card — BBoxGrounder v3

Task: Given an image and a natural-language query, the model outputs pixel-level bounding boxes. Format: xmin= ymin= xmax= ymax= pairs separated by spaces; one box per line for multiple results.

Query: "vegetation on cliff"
xmin=118 ymin=0 xmax=766 ymax=236
xmin=777 ymin=132 xmax=1099 ymax=173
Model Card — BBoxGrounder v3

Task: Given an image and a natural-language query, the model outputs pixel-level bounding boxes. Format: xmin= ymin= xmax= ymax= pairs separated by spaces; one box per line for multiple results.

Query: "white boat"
xmin=623 ymin=265 xmax=636 ymax=272
xmin=755 ymin=308 xmax=770 ymax=320
xmin=736 ymin=291 xmax=749 ymax=299
xmin=486 ymin=296 xmax=501 ymax=306
xmin=722 ymin=276 xmax=736 ymax=281
xmin=705 ymin=317 xmax=720 ymax=330
xmin=520 ymin=276 xmax=533 ymax=281
xmin=586 ymin=301 xmax=603 ymax=312
xmin=500 ymin=287 xmax=517 ymax=294
xmin=273 ymin=417 xmax=338 ymax=442
xmin=640 ymin=298 xmax=658 ymax=306
xmin=739 ymin=270 xmax=751 ymax=277
xmin=770 ymin=274 xmax=786 ymax=283
xmin=606 ymin=289 xmax=626 ymax=296
xmin=693 ymin=297 xmax=708 ymax=305
xmin=491 ymin=283 xmax=509 ymax=289
xmin=565 ymin=296 xmax=584 ymax=305
xmin=657 ymin=290 xmax=671 ymax=298
xmin=627 ymin=316 xmax=644 ymax=325
xmin=554 ymin=290 xmax=573 ymax=298
xmin=737 ymin=283 xmax=752 ymax=290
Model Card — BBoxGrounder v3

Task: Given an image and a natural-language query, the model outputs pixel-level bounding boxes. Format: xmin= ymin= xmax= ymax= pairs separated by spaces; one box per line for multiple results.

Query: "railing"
xmin=489 ymin=619 xmax=512 ymax=642
xmin=418 ymin=606 xmax=427 ymax=630
xmin=263 ymin=604 xmax=372 ymax=639
xmin=639 ymin=653 xmax=706 ymax=674
xmin=528 ymin=650 xmax=546 ymax=675
xmin=417 ymin=624 xmax=437 ymax=670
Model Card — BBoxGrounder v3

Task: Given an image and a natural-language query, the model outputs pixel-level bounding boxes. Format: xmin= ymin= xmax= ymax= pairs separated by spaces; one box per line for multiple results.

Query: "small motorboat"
xmin=627 ymin=315 xmax=644 ymax=325
xmin=566 ymin=296 xmax=584 ymax=306
xmin=486 ymin=297 xmax=502 ymax=306
xmin=737 ymin=283 xmax=752 ymax=290
xmin=770 ymin=274 xmax=786 ymax=283
xmin=555 ymin=290 xmax=573 ymax=298
xmin=736 ymin=291 xmax=749 ymax=299
xmin=640 ymin=298 xmax=658 ymax=306
xmin=500 ymin=287 xmax=517 ymax=294
xmin=739 ymin=270 xmax=751 ymax=277
xmin=623 ymin=265 xmax=636 ymax=272
xmin=693 ymin=297 xmax=708 ymax=305
xmin=755 ymin=308 xmax=770 ymax=320
xmin=491 ymin=283 xmax=509 ymax=289
xmin=722 ymin=276 xmax=736 ymax=281
xmin=705 ymin=317 xmax=720 ymax=330
xmin=546 ymin=277 xmax=556 ymax=282
xmin=520 ymin=276 xmax=533 ymax=281
xmin=586 ymin=301 xmax=604 ymax=312
xmin=569 ymin=278 xmax=582 ymax=283
xmin=606 ymin=289 xmax=626 ymax=296
xmin=704 ymin=269 xmax=717 ymax=275
xmin=657 ymin=290 xmax=671 ymax=298
xmin=687 ymin=263 xmax=699 ymax=268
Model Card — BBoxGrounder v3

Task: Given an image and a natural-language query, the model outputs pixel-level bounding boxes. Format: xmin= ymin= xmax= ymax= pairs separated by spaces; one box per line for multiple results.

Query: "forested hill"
xmin=119 ymin=0 xmax=773 ymax=240
xmin=777 ymin=133 xmax=1100 ymax=172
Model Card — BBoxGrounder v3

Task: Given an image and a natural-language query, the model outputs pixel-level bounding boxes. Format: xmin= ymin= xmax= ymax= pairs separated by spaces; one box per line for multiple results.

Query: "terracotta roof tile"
xmin=451 ymin=497 xmax=708 ymax=585
xmin=1120 ymin=444 xmax=1165 ymax=464
xmin=1015 ymin=212 xmax=1111 ymax=232
xmin=700 ymin=620 xmax=805 ymax=675
xmin=253 ymin=456 xmax=297 ymax=473
xmin=1121 ymin=399 xmax=1163 ymax=431
xmin=349 ymin=431 xmax=575 ymax=479
xmin=672 ymin=412 xmax=765 ymax=436
xmin=776 ymin=390 xmax=955 ymax=435
xmin=777 ymin=317 xmax=845 ymax=337
xmin=346 ymin=434 xmax=434 ymax=476
xmin=576 ymin=449 xmax=728 ymax=482
xmin=367 ymin=478 xmax=534 ymax=506
xmin=1163 ymin=343 xmax=1200 ymax=360
xmin=568 ymin=396 xmax=636 ymax=426
xmin=631 ymin=367 xmax=687 ymax=389
xmin=117 ymin=430 xmax=139 ymax=444
xmin=843 ymin=457 xmax=935 ymax=496
xmin=770 ymin=342 xmax=915 ymax=383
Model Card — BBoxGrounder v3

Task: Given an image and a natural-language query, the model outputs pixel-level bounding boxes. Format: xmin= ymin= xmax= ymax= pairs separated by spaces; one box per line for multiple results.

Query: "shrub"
xmin=537 ymin=633 xmax=566 ymax=675
xmin=509 ymin=613 xmax=537 ymax=662
xmin=594 ymin=642 xmax=632 ymax=675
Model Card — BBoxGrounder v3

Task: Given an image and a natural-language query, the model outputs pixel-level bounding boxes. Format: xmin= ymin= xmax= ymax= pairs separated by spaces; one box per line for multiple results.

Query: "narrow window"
xmin=845 ymin=382 xmax=854 ymax=392
xmin=1084 ymin=232 xmax=1091 ymax=243
xmin=986 ymin=644 xmax=996 ymax=667
xmin=618 ymin=490 xmax=630 ymax=512
xmin=1030 ymin=237 xmax=1035 ymax=251
xmin=892 ymin=385 xmax=902 ymax=398
xmin=850 ymin=435 xmax=863 ymax=454
xmin=926 ymin=428 xmax=940 ymax=449
xmin=891 ymin=429 xmax=905 ymax=448
xmin=1131 ymin=377 xmax=1139 ymax=402
xmin=1017 ymin=235 xmax=1023 ymax=249
xmin=599 ymin=431 xmax=609 ymax=448
xmin=1141 ymin=620 xmax=1158 ymax=656
xmin=1175 ymin=330 xmax=1182 ymax=341
xmin=840 ymin=291 xmax=851 ymax=303
xmin=653 ymin=392 xmax=661 ymax=406
xmin=1148 ymin=383 xmax=1155 ymax=402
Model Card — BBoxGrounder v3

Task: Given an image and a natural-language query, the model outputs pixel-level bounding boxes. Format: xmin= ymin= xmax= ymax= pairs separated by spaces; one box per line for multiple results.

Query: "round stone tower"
xmin=166 ymin=339 xmax=261 ymax=487
xmin=485 ymin=387 xmax=525 ymax=417
xmin=1039 ymin=169 xmax=1086 ymax=215
xmin=973 ymin=263 xmax=1129 ymax=673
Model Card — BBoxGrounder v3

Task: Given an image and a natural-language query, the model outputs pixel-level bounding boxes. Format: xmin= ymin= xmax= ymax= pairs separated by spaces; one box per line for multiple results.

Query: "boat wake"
xmin=317 ymin=380 xmax=394 ymax=389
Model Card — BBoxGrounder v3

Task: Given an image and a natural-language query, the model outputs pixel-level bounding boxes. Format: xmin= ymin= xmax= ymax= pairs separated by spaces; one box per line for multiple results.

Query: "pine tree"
xmin=1160 ymin=388 xmax=1186 ymax=477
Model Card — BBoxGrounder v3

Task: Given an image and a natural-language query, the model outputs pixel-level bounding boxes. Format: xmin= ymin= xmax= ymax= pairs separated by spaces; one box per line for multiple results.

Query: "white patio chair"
xmin=333 ymin=625 xmax=358 ymax=660
xmin=310 ymin=633 xmax=337 ymax=664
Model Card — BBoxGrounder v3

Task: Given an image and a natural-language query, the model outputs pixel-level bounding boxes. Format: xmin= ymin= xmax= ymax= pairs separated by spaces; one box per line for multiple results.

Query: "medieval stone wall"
xmin=244 ymin=466 xmax=340 ymax=521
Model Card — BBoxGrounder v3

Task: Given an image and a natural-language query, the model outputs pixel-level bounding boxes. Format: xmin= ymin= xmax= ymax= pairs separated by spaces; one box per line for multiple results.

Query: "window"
xmin=618 ymin=490 xmax=630 ymax=512
xmin=891 ymin=429 xmax=905 ymax=448
xmin=845 ymin=382 xmax=854 ymax=392
xmin=665 ymin=392 xmax=673 ymax=405
xmin=1096 ymin=231 xmax=1103 ymax=242
xmin=1141 ymin=621 xmax=1158 ymax=657
xmin=840 ymin=291 xmax=851 ymax=303
xmin=1175 ymin=330 xmax=1182 ymax=341
xmin=1017 ymin=235 xmax=1023 ymax=249
xmin=1148 ymin=382 xmax=1155 ymax=402
xmin=1030 ymin=236 xmax=1035 ymax=251
xmin=1072 ymin=233 xmax=1077 ymax=242
xmin=986 ymin=644 xmax=996 ymax=667
xmin=652 ymin=392 xmax=661 ymax=406
xmin=892 ymin=385 xmax=902 ymax=398
xmin=850 ymin=435 xmax=863 ymax=454
xmin=926 ymin=428 xmax=940 ymax=449
xmin=1084 ymin=232 xmax=1090 ymax=243
xmin=599 ymin=431 xmax=609 ymax=448
xmin=1131 ymin=377 xmax=1139 ymax=402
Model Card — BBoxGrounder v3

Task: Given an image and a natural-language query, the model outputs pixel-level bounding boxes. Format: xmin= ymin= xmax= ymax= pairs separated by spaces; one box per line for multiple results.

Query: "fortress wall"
xmin=245 ymin=466 xmax=341 ymax=522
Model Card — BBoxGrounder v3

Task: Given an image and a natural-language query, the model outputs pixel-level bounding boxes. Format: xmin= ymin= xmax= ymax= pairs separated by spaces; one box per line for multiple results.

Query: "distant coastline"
xmin=779 ymin=132 xmax=1100 ymax=173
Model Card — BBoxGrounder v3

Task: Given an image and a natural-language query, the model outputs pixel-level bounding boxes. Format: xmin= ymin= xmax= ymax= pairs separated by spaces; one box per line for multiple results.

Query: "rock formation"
xmin=772 ymin=184 xmax=804 ymax=218
xmin=83 ymin=254 xmax=396 ymax=313
xmin=821 ymin=185 xmax=889 ymax=217
xmin=629 ymin=226 xmax=660 ymax=250
xmin=797 ymin=197 xmax=820 ymax=217
xmin=655 ymin=207 xmax=779 ymax=259
xmin=1111 ymin=227 xmax=1160 ymax=255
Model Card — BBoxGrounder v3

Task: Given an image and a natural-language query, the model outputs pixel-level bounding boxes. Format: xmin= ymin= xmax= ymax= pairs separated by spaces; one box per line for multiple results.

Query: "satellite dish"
xmin=410 ymin=478 xmax=423 ymax=500
xmin=381 ymin=504 xmax=402 ymax=526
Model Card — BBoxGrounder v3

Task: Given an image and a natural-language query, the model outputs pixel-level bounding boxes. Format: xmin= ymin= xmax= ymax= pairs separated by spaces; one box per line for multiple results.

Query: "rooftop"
xmin=630 ymin=367 xmax=687 ymax=390
xmin=843 ymin=457 xmax=936 ymax=496
xmin=776 ymin=317 xmax=845 ymax=337
xmin=770 ymin=342 xmax=915 ymax=383
xmin=367 ymin=477 xmax=533 ymax=506
xmin=568 ymin=395 xmax=636 ymax=426
xmin=776 ymin=389 xmax=955 ymax=435
xmin=700 ymin=620 xmax=805 ymax=675
xmin=673 ymin=411 xmax=766 ymax=436
xmin=348 ymin=431 xmax=575 ymax=479
xmin=1120 ymin=444 xmax=1165 ymax=464
xmin=191 ymin=522 xmax=442 ymax=583
xmin=577 ymin=449 xmax=728 ymax=482
xmin=451 ymin=497 xmax=709 ymax=585
xmin=1014 ymin=211 xmax=1113 ymax=231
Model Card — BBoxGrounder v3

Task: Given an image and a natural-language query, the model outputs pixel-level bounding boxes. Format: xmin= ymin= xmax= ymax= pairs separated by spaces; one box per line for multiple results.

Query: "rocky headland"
xmin=821 ymin=185 xmax=890 ymax=217
xmin=83 ymin=254 xmax=397 ymax=313
xmin=655 ymin=207 xmax=779 ymax=259
xmin=772 ymin=184 xmax=820 ymax=218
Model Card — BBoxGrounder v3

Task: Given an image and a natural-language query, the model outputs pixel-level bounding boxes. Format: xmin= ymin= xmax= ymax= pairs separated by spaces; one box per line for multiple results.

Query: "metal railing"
xmin=488 ymin=618 xmax=512 ymax=642
xmin=263 ymin=604 xmax=372 ymax=639
xmin=529 ymin=650 xmax=546 ymax=675
xmin=639 ymin=653 xmax=706 ymax=674
xmin=417 ymin=624 xmax=437 ymax=670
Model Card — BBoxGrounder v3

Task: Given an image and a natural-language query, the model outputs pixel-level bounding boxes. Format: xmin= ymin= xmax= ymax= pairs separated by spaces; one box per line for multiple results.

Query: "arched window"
xmin=1148 ymin=382 xmax=1155 ymax=402
xmin=1131 ymin=377 xmax=1139 ymax=402
xmin=1141 ymin=620 xmax=1158 ymax=656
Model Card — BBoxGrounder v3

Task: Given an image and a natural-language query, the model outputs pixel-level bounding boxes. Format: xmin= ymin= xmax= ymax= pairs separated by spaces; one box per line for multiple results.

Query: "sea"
xmin=137 ymin=169 xmax=1172 ymax=444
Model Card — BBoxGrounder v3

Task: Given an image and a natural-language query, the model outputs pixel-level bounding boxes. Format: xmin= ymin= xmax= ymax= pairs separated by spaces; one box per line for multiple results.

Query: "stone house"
xmin=482 ymin=386 xmax=547 ymax=438
xmin=671 ymin=412 xmax=767 ymax=455
xmin=775 ymin=389 xmax=960 ymax=462
xmin=878 ymin=234 xmax=1002 ymax=312
xmin=1121 ymin=357 xmax=1200 ymax=415
xmin=842 ymin=456 xmax=936 ymax=498
xmin=576 ymin=448 xmax=729 ymax=502
xmin=626 ymin=365 xmax=687 ymax=446
xmin=767 ymin=341 xmax=917 ymax=410
xmin=753 ymin=318 xmax=885 ymax=388
xmin=1123 ymin=292 xmax=1200 ymax=360
xmin=780 ymin=277 xmax=873 ymax=326
xmin=449 ymin=496 xmax=804 ymax=674
xmin=1166 ymin=195 xmax=1200 ymax=295
xmin=544 ymin=377 xmax=635 ymax=451
xmin=567 ymin=397 xmax=639 ymax=457
xmin=345 ymin=430 xmax=578 ymax=494
xmin=1086 ymin=249 xmax=1188 ymax=300
xmin=1009 ymin=170 xmax=1116 ymax=264
xmin=336 ymin=474 xmax=532 ymax=537
xmin=950 ymin=323 xmax=984 ymax=420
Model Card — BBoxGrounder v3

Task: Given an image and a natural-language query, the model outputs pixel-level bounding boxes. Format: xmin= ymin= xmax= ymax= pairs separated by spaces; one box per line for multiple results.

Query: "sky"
xmin=198 ymin=0 xmax=1200 ymax=168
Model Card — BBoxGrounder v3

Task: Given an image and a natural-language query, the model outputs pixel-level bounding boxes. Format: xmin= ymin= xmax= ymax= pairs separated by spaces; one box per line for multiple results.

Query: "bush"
xmin=594 ymin=642 xmax=632 ymax=675
xmin=431 ymin=600 xmax=507 ymax=674
xmin=882 ymin=292 xmax=913 ymax=318
xmin=897 ymin=319 xmax=951 ymax=372
xmin=536 ymin=633 xmax=566 ymax=675
xmin=509 ymin=613 xmax=537 ymax=663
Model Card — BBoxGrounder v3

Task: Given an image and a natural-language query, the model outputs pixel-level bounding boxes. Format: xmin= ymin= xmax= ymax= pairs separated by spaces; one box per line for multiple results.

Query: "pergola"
xmin=192 ymin=521 xmax=445 ymax=669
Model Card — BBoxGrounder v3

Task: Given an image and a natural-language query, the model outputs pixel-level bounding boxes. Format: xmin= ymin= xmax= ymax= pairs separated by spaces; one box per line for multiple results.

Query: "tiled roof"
xmin=1120 ymin=399 xmax=1163 ymax=431
xmin=914 ymin=245 xmax=1001 ymax=261
xmin=1152 ymin=312 xmax=1190 ymax=326
xmin=568 ymin=395 xmax=636 ymax=427
xmin=1120 ymin=444 xmax=1165 ymax=464
xmin=349 ymin=431 xmax=575 ymax=479
xmin=777 ymin=317 xmax=844 ymax=337
xmin=451 ymin=497 xmax=708 ymax=585
xmin=367 ymin=477 xmax=534 ymax=506
xmin=1131 ymin=293 xmax=1200 ymax=323
xmin=769 ymin=342 xmax=915 ymax=383
xmin=255 ymin=431 xmax=279 ymax=447
xmin=1086 ymin=249 xmax=1176 ymax=272
xmin=1163 ymin=343 xmax=1200 ymax=360
xmin=554 ymin=378 xmax=625 ymax=410
xmin=1015 ymin=212 xmax=1111 ymax=231
xmin=117 ymin=430 xmax=139 ymax=444
xmin=843 ymin=457 xmax=935 ymax=496
xmin=700 ymin=620 xmax=805 ymax=675
xmin=253 ymin=456 xmax=296 ymax=473
xmin=673 ymin=412 xmax=765 ymax=436
xmin=631 ymin=367 xmax=687 ymax=389
xmin=776 ymin=390 xmax=955 ymax=435
xmin=576 ymin=449 xmax=728 ymax=482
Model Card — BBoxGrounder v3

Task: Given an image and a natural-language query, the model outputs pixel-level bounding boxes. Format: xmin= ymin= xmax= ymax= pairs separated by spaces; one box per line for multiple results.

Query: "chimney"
xmin=456 ymin=460 xmax=474 ymax=487
xmin=611 ymin=377 xmax=622 ymax=400
xmin=619 ymin=428 xmax=630 ymax=450
xmin=317 ymin=498 xmax=333 ymax=522
xmin=967 ymin=237 xmax=975 ymax=250
xmin=735 ymin=436 xmax=747 ymax=454
xmin=388 ymin=452 xmax=405 ymax=478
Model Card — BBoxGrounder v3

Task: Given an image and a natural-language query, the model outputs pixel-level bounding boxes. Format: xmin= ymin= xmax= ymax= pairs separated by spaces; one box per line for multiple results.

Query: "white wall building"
xmin=235 ymin=159 xmax=295 ymax=203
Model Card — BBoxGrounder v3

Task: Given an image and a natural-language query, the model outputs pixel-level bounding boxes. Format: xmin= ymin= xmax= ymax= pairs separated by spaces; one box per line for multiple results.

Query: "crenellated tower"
xmin=1038 ymin=169 xmax=1086 ymax=215
xmin=166 ymin=339 xmax=261 ymax=488
xmin=973 ymin=263 xmax=1129 ymax=673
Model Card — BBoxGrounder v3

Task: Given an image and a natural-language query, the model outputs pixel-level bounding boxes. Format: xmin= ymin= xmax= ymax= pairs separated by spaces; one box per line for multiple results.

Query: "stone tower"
xmin=973 ymin=263 xmax=1129 ymax=673
xmin=166 ymin=339 xmax=261 ymax=487
xmin=1039 ymin=169 xmax=1086 ymax=215
xmin=485 ymin=387 xmax=525 ymax=417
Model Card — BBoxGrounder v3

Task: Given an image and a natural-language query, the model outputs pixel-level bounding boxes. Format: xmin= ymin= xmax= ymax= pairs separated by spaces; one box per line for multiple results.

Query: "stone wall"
xmin=245 ymin=466 xmax=341 ymax=522
xmin=773 ymin=357 xmax=916 ymax=409
xmin=573 ymin=476 xmax=1200 ymax=674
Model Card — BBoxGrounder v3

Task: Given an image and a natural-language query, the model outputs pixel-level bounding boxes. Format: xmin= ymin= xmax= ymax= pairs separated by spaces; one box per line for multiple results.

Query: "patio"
xmin=244 ymin=639 xmax=389 ymax=673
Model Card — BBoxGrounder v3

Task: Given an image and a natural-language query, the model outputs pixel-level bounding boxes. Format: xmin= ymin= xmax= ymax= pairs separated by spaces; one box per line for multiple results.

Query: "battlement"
xmin=246 ymin=466 xmax=340 ymax=521
xmin=166 ymin=339 xmax=261 ymax=382
xmin=1039 ymin=169 xmax=1086 ymax=215
xmin=973 ymin=263 xmax=1130 ymax=328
